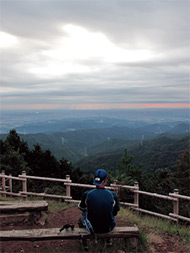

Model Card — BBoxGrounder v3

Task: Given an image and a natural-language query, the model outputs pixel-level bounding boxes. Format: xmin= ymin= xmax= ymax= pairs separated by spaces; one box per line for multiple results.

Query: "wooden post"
xmin=1 ymin=171 xmax=6 ymax=196
xmin=173 ymin=189 xmax=179 ymax=223
xmin=134 ymin=181 xmax=139 ymax=210
xmin=22 ymin=171 xmax=27 ymax=201
xmin=66 ymin=175 xmax=71 ymax=198
xmin=8 ymin=174 xmax=12 ymax=197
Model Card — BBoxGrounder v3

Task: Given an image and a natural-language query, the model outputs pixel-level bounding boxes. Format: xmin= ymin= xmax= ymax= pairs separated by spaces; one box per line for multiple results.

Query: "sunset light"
xmin=1 ymin=103 xmax=189 ymax=111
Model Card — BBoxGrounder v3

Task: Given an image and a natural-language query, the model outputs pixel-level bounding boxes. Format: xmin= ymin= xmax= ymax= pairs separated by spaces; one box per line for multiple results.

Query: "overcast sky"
xmin=0 ymin=0 xmax=189 ymax=111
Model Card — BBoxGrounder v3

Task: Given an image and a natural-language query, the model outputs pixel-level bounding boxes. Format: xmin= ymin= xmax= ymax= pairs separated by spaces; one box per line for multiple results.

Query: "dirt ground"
xmin=0 ymin=206 xmax=189 ymax=253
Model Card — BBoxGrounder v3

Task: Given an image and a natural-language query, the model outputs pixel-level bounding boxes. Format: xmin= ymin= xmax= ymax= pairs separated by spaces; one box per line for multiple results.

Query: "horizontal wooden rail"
xmin=0 ymin=191 xmax=24 ymax=197
xmin=134 ymin=208 xmax=177 ymax=222
xmin=120 ymin=202 xmax=138 ymax=208
xmin=64 ymin=182 xmax=95 ymax=189
xmin=0 ymin=186 xmax=9 ymax=190
xmin=110 ymin=184 xmax=138 ymax=190
xmin=134 ymin=190 xmax=176 ymax=201
xmin=169 ymin=193 xmax=190 ymax=201
xmin=20 ymin=191 xmax=72 ymax=199
xmin=169 ymin=213 xmax=190 ymax=222
xmin=0 ymin=175 xmax=26 ymax=181
xmin=64 ymin=182 xmax=113 ymax=190
xmin=18 ymin=175 xmax=71 ymax=183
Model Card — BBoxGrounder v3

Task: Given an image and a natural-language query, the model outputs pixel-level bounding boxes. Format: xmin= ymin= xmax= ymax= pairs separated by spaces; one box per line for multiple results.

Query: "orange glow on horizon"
xmin=73 ymin=103 xmax=190 ymax=110
xmin=1 ymin=103 xmax=189 ymax=110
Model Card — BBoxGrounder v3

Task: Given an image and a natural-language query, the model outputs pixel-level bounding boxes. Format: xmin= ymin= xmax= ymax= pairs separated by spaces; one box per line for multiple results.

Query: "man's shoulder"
xmin=105 ymin=189 xmax=116 ymax=194
xmin=105 ymin=189 xmax=118 ymax=198
xmin=84 ymin=188 xmax=96 ymax=196
xmin=84 ymin=188 xmax=117 ymax=197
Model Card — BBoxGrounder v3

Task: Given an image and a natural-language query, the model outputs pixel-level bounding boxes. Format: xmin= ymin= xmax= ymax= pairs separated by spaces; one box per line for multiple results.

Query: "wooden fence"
xmin=0 ymin=171 xmax=190 ymax=223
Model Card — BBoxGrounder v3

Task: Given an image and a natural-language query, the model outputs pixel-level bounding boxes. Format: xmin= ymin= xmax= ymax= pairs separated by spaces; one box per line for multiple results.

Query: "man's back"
xmin=79 ymin=188 xmax=120 ymax=233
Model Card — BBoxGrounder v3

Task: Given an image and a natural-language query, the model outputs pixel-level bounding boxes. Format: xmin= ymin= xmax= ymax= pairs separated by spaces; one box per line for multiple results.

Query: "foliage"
xmin=0 ymin=130 xmax=189 ymax=216
xmin=105 ymin=147 xmax=189 ymax=216
xmin=0 ymin=130 xmax=86 ymax=199
xmin=0 ymin=130 xmax=30 ymax=176
xmin=139 ymin=168 xmax=174 ymax=215
xmin=76 ymin=135 xmax=189 ymax=172
xmin=173 ymin=150 xmax=190 ymax=217
xmin=175 ymin=150 xmax=190 ymax=196
xmin=116 ymin=148 xmax=142 ymax=184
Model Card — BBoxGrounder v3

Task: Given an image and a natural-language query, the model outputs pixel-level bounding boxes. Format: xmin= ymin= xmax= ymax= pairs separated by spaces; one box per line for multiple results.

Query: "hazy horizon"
xmin=1 ymin=108 xmax=189 ymax=134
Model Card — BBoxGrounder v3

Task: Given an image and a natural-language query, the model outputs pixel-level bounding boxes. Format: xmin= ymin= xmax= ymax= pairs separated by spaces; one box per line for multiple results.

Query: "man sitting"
xmin=78 ymin=169 xmax=120 ymax=234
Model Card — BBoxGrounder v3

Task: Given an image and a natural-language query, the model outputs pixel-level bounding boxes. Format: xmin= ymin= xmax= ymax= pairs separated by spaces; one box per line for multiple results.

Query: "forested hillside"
xmin=76 ymin=135 xmax=189 ymax=171
xmin=0 ymin=121 xmax=189 ymax=164
xmin=0 ymin=130 xmax=189 ymax=217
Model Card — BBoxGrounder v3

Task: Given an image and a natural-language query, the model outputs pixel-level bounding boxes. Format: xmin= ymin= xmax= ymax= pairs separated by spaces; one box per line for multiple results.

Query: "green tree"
xmin=174 ymin=150 xmax=190 ymax=196
xmin=27 ymin=144 xmax=60 ymax=177
xmin=107 ymin=149 xmax=142 ymax=203
xmin=141 ymin=168 xmax=174 ymax=215
xmin=116 ymin=148 xmax=142 ymax=185
xmin=59 ymin=158 xmax=73 ymax=178
xmin=0 ymin=131 xmax=30 ymax=175
xmin=5 ymin=129 xmax=21 ymax=151
xmin=173 ymin=150 xmax=190 ymax=217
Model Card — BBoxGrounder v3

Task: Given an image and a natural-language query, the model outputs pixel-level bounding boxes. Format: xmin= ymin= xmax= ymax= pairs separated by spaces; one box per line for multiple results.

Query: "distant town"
xmin=0 ymin=108 xmax=189 ymax=134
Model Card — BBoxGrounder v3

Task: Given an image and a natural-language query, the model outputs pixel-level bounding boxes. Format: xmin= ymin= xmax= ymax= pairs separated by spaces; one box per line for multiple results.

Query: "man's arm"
xmin=113 ymin=192 xmax=120 ymax=216
xmin=78 ymin=191 xmax=87 ymax=211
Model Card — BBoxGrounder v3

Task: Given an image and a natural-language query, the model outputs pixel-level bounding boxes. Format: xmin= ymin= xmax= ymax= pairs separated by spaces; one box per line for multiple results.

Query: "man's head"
xmin=93 ymin=169 xmax=107 ymax=187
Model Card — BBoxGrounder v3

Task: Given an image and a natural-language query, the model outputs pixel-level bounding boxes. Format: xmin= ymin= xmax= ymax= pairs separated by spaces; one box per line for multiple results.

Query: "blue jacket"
xmin=79 ymin=188 xmax=120 ymax=233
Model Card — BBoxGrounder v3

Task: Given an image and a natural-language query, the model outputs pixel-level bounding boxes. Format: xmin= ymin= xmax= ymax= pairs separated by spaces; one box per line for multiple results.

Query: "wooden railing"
xmin=0 ymin=171 xmax=190 ymax=223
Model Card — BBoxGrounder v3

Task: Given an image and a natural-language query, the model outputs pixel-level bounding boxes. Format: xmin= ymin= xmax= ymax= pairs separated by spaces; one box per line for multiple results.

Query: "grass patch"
xmin=47 ymin=200 xmax=77 ymax=213
xmin=138 ymin=230 xmax=149 ymax=252
xmin=118 ymin=207 xmax=190 ymax=245
xmin=0 ymin=196 xmax=23 ymax=201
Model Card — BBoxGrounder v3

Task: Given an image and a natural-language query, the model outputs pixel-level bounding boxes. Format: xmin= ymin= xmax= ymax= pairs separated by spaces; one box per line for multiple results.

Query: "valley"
xmin=1 ymin=115 xmax=189 ymax=172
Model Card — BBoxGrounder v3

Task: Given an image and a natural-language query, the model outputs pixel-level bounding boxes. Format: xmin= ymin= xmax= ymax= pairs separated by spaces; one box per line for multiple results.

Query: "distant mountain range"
xmin=1 ymin=108 xmax=189 ymax=134
xmin=11 ymin=118 xmax=190 ymax=135
xmin=11 ymin=117 xmax=150 ymax=134
xmin=1 ymin=119 xmax=189 ymax=172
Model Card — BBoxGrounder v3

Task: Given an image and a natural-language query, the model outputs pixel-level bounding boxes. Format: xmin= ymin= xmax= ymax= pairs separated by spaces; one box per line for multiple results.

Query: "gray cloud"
xmin=0 ymin=0 xmax=189 ymax=109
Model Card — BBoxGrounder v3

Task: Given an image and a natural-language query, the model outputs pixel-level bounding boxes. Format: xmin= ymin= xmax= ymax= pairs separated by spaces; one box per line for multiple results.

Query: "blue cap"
xmin=93 ymin=169 xmax=107 ymax=186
